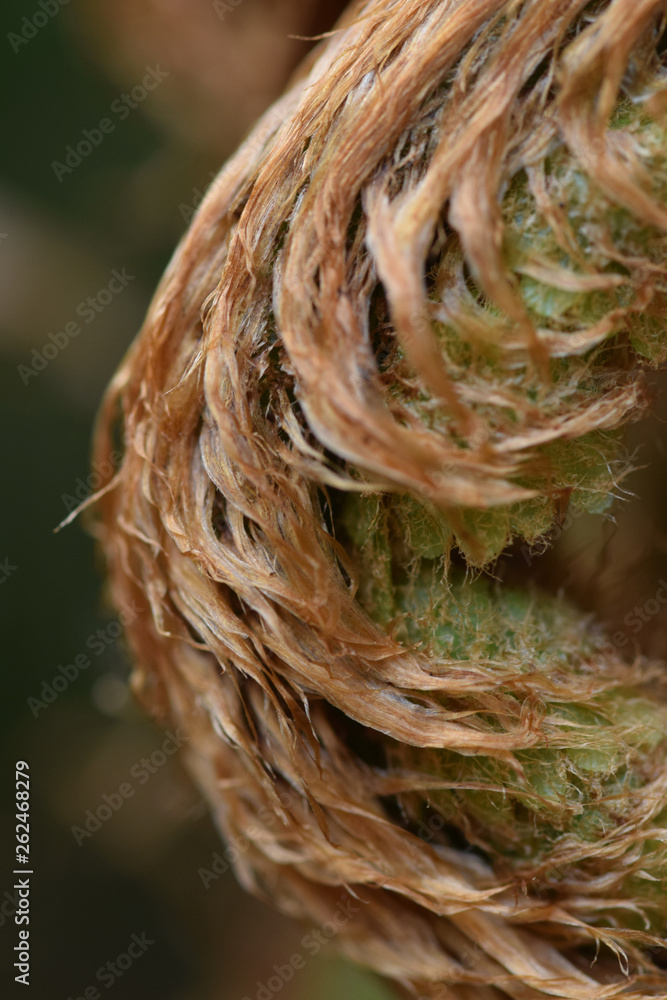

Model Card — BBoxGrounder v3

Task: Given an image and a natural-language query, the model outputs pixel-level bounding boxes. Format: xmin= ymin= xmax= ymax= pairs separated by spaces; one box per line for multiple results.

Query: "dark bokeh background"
xmin=0 ymin=2 xmax=392 ymax=998
xmin=1 ymin=2 xmax=666 ymax=999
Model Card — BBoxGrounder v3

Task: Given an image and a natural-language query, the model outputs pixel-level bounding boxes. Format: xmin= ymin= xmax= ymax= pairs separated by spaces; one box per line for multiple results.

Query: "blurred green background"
xmin=1 ymin=2 xmax=666 ymax=999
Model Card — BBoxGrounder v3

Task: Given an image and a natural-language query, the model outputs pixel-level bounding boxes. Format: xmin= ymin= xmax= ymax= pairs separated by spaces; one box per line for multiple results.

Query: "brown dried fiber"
xmin=91 ymin=1 xmax=667 ymax=997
